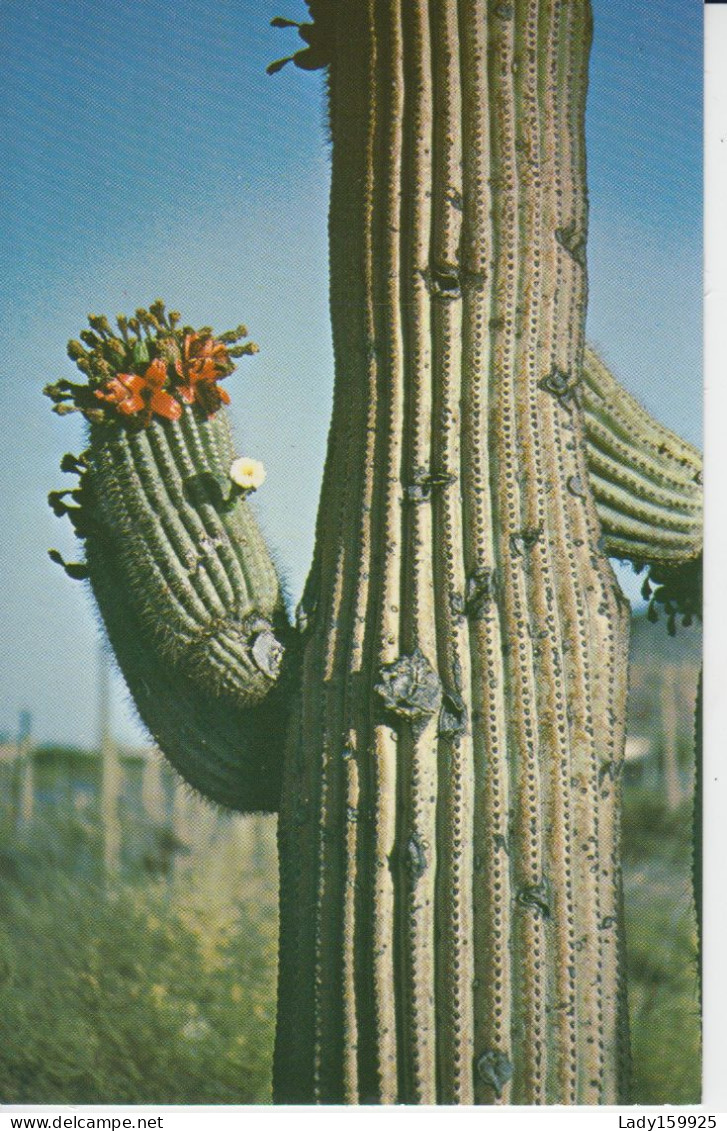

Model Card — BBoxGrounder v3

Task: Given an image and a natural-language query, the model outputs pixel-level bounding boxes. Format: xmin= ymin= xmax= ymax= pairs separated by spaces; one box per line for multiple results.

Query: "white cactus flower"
xmin=229 ymin=456 xmax=266 ymax=492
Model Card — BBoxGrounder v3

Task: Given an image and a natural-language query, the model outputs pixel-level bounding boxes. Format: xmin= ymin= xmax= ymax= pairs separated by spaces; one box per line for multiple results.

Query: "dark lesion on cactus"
xmin=388 ymin=832 xmax=428 ymax=885
xmin=516 ymin=877 xmax=552 ymax=920
xmin=464 ymin=567 xmax=496 ymax=618
xmin=567 ymin=474 xmax=587 ymax=499
xmin=423 ymin=264 xmax=462 ymax=301
xmin=474 ymin=1049 xmax=514 ymax=1098
xmin=267 ymin=0 xmax=336 ymax=75
xmin=509 ymin=526 xmax=543 ymax=559
xmin=538 ymin=365 xmax=580 ymax=410
xmin=374 ymin=648 xmax=442 ymax=723
xmin=438 ymin=690 xmax=468 ymax=738
xmin=403 ymin=467 xmax=457 ymax=504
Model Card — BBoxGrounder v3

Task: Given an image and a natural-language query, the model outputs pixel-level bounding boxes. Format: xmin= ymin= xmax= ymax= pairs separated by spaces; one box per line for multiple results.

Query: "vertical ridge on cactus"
xmin=430 ymin=0 xmax=473 ymax=1104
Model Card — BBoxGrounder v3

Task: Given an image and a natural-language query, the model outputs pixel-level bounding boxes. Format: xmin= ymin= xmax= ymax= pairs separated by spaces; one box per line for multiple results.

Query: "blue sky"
xmin=0 ymin=0 xmax=702 ymax=746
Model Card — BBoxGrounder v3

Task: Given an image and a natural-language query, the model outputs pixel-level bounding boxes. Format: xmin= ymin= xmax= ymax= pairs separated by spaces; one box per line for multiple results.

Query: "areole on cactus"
xmin=47 ymin=0 xmax=701 ymax=1107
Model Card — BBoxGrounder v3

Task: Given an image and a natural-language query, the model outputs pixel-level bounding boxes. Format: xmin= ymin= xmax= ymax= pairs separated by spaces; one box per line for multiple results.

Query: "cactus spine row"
xmin=274 ymin=0 xmax=630 ymax=1105
xmin=582 ymin=346 xmax=702 ymax=566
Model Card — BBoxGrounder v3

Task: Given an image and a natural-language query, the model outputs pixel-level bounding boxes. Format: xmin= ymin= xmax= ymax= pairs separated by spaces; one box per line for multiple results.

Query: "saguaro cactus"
xmin=47 ymin=0 xmax=702 ymax=1107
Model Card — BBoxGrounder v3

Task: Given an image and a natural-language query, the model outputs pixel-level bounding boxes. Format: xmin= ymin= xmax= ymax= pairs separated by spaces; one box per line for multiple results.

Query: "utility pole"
xmin=99 ymin=640 xmax=121 ymax=876
xmin=661 ymin=663 xmax=684 ymax=811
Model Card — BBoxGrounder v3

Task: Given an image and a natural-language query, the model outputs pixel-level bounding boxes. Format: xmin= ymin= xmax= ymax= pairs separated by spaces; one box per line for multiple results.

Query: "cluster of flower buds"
xmin=44 ymin=301 xmax=258 ymax=426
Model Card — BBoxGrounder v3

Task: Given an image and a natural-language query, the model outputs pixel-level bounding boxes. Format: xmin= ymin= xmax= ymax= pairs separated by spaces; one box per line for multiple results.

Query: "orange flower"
xmin=95 ymin=358 xmax=181 ymax=424
xmin=175 ymin=332 xmax=231 ymax=417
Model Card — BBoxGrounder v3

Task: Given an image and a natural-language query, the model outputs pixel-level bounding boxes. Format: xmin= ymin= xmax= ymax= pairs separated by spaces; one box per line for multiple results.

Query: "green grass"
xmin=0 ymin=781 xmax=700 ymax=1105
xmin=622 ymin=786 xmax=701 ymax=1104
xmin=0 ymin=845 xmax=277 ymax=1104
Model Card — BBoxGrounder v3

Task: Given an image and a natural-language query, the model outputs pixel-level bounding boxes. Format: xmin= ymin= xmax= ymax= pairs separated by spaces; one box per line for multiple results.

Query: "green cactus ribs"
xmin=46 ymin=302 xmax=295 ymax=813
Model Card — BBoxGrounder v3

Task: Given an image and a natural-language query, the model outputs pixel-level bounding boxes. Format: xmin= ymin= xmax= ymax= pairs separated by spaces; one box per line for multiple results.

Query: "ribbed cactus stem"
xmin=275 ymin=0 xmax=629 ymax=1105
xmin=582 ymin=346 xmax=702 ymax=565
xmin=84 ymin=406 xmax=292 ymax=809
xmin=89 ymin=409 xmax=284 ymax=700
xmin=87 ymin=514 xmax=292 ymax=811
xmin=48 ymin=303 xmax=295 ymax=814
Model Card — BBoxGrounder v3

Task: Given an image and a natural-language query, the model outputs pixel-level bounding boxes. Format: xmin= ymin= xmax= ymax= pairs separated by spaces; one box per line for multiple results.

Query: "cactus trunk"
xmin=274 ymin=0 xmax=630 ymax=1105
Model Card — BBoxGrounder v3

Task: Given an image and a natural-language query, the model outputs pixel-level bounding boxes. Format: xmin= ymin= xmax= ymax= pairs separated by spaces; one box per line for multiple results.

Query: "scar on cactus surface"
xmin=46 ymin=303 xmax=296 ymax=813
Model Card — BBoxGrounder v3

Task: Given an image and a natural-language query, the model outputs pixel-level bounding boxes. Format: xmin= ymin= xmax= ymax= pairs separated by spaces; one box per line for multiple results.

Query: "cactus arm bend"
xmin=85 ymin=492 xmax=296 ymax=812
xmin=47 ymin=309 xmax=295 ymax=813
xmin=581 ymin=345 xmax=702 ymax=567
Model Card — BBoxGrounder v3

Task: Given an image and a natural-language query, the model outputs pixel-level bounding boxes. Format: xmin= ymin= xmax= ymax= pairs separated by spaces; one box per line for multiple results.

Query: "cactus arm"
xmin=86 ymin=506 xmax=294 ymax=811
xmin=580 ymin=351 xmax=702 ymax=1015
xmin=48 ymin=310 xmax=294 ymax=813
xmin=88 ymin=411 xmax=286 ymax=702
xmin=582 ymin=345 xmax=702 ymax=566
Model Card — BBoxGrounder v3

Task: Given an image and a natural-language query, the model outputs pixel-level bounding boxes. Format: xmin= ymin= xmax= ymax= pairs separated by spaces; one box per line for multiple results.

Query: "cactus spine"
xmin=274 ymin=0 xmax=630 ymax=1105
